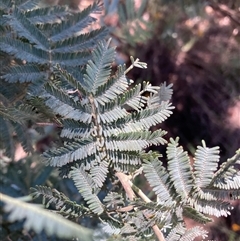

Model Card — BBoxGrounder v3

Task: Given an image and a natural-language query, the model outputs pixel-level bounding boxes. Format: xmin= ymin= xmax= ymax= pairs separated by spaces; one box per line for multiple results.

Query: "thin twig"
xmin=130 ymin=180 xmax=166 ymax=241
xmin=115 ymin=172 xmax=136 ymax=201
xmin=35 ymin=122 xmax=62 ymax=127
xmin=115 ymin=172 xmax=166 ymax=241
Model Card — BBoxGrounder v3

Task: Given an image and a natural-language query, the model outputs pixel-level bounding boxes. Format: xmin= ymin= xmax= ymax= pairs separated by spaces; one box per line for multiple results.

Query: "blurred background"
xmin=1 ymin=0 xmax=240 ymax=240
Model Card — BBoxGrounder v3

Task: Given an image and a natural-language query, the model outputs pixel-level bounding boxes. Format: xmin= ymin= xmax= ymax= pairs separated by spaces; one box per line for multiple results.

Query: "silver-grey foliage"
xmin=0 ymin=0 xmax=240 ymax=241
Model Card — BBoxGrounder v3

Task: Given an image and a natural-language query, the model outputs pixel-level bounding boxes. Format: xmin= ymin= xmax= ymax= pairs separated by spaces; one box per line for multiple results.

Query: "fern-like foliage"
xmin=36 ymin=37 xmax=240 ymax=240
xmin=0 ymin=192 xmax=93 ymax=240
xmin=0 ymin=0 xmax=107 ymax=87
xmin=71 ymin=166 xmax=105 ymax=215
xmin=0 ymin=0 xmax=107 ymax=158
xmin=32 ymin=38 xmax=174 ymax=240
xmin=30 ymin=185 xmax=90 ymax=219
xmin=166 ymin=223 xmax=208 ymax=241
xmin=142 ymin=139 xmax=240 ymax=239
xmin=1 ymin=1 xmax=240 ymax=241
xmin=42 ymin=40 xmax=174 ymax=186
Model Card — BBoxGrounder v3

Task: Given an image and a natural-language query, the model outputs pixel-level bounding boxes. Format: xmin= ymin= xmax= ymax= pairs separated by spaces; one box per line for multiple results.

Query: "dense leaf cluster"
xmin=0 ymin=1 xmax=240 ymax=241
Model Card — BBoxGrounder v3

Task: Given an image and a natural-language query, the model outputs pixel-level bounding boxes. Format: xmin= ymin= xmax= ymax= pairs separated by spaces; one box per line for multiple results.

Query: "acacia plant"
xmin=0 ymin=1 xmax=240 ymax=241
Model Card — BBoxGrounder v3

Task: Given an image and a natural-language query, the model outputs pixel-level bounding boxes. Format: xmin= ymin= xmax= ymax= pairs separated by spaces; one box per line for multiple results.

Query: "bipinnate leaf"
xmin=0 ymin=193 xmax=93 ymax=240
xmin=182 ymin=206 xmax=212 ymax=224
xmin=179 ymin=226 xmax=208 ymax=241
xmin=167 ymin=138 xmax=194 ymax=199
xmin=2 ymin=64 xmax=46 ymax=83
xmin=194 ymin=140 xmax=220 ymax=188
xmin=211 ymin=149 xmax=240 ymax=191
xmin=84 ymin=39 xmax=115 ymax=94
xmin=142 ymin=156 xmax=173 ymax=204
xmin=7 ymin=8 xmax=49 ymax=50
xmin=71 ymin=167 xmax=104 ymax=215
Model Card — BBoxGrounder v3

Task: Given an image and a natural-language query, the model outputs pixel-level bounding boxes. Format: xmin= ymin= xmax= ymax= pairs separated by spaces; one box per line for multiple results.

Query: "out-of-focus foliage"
xmin=1 ymin=193 xmax=93 ymax=241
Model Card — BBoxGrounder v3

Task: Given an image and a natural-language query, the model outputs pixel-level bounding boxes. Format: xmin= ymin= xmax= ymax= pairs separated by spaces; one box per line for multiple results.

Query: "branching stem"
xmin=115 ymin=172 xmax=166 ymax=241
